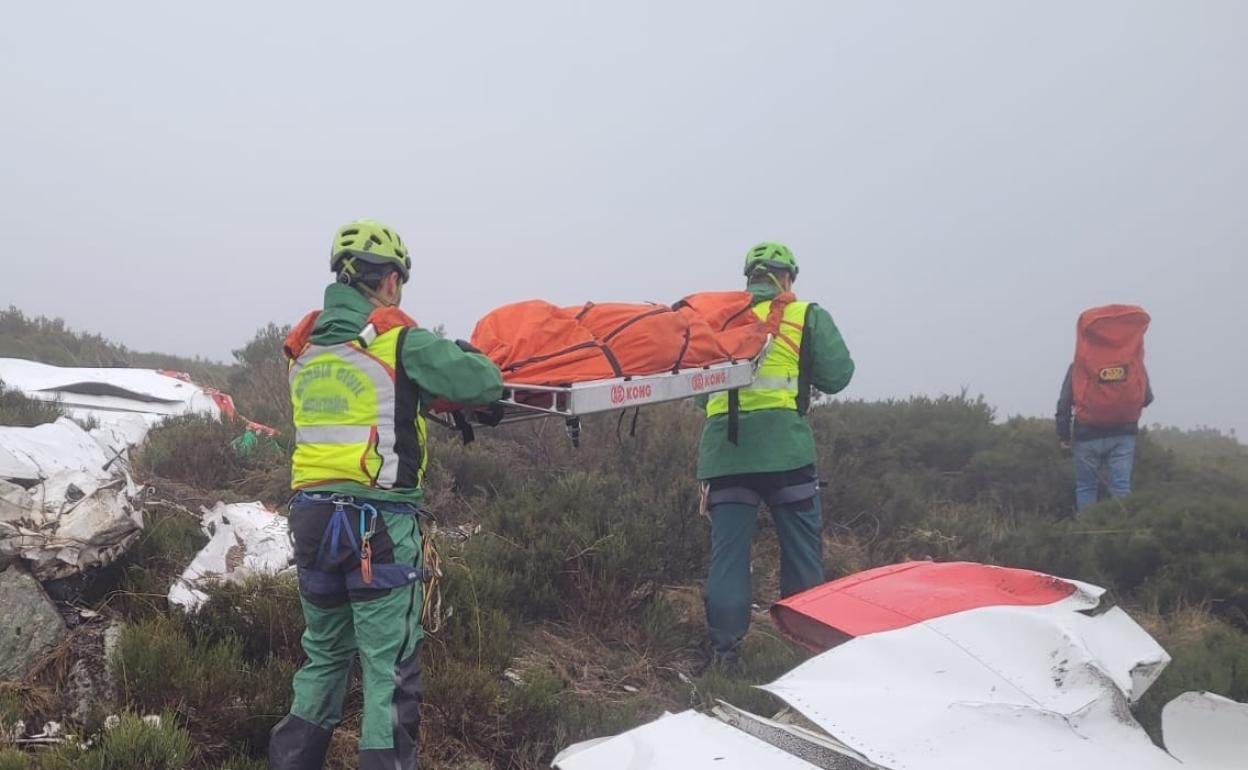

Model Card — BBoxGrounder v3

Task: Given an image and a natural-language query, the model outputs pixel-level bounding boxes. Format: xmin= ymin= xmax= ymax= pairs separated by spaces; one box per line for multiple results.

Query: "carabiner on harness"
xmin=357 ymin=502 xmax=379 ymax=585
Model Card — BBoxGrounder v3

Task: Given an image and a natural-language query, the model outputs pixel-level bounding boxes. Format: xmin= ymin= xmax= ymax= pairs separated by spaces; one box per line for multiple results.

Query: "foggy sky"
xmin=2 ymin=1 xmax=1245 ymax=436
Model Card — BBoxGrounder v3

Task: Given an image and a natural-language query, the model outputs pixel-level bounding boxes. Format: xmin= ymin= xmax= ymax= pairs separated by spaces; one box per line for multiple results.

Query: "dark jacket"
xmin=1055 ymin=363 xmax=1153 ymax=442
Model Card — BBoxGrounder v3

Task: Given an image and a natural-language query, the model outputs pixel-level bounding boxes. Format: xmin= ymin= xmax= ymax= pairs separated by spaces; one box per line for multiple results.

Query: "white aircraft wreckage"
xmin=554 ymin=561 xmax=1245 ymax=770
xmin=0 ymin=358 xmax=237 ymax=579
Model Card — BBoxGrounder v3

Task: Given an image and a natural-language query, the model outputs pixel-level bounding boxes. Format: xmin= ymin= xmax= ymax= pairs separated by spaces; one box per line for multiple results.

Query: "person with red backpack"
xmin=695 ymin=242 xmax=854 ymax=671
xmin=1055 ymin=305 xmax=1154 ymax=511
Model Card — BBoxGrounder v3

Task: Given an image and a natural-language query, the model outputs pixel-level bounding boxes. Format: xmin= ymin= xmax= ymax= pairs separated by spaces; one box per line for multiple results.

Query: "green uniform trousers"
xmin=704 ymin=467 xmax=824 ymax=655
xmin=269 ymin=493 xmax=425 ymax=770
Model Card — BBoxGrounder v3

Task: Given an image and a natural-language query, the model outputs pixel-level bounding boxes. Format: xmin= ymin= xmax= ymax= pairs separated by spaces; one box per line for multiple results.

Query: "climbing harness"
xmin=295 ymin=491 xmax=445 ymax=632
xmin=310 ymin=494 xmax=383 ymax=585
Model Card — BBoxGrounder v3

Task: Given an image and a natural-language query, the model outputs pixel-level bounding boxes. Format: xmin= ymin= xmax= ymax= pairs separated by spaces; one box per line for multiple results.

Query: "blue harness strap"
xmin=315 ymin=504 xmax=360 ymax=567
xmin=346 ymin=563 xmax=426 ymax=591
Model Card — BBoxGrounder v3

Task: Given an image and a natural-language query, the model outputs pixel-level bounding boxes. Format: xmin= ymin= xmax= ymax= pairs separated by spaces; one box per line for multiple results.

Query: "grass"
xmin=0 ymin=750 xmax=28 ymax=770
xmin=88 ymin=713 xmax=194 ymax=770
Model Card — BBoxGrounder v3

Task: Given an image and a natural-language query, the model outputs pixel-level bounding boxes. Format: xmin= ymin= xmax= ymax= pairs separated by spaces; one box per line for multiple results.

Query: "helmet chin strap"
xmin=748 ymin=267 xmax=786 ymax=292
xmin=359 ymin=282 xmax=398 ymax=308
xmin=338 ymin=259 xmax=399 ymax=307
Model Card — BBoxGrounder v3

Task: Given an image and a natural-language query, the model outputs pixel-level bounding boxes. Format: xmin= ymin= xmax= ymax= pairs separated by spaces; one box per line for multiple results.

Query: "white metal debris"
xmin=763 ymin=595 xmax=1177 ymax=770
xmin=0 ymin=418 xmax=118 ymax=483
xmin=168 ymin=501 xmax=293 ymax=611
xmin=553 ymin=564 xmax=1247 ymax=770
xmin=0 ymin=417 xmax=146 ymax=579
xmin=710 ymin=701 xmax=878 ymax=770
xmin=0 ymin=360 xmax=235 ymax=580
xmin=1160 ymin=692 xmax=1248 ymax=770
xmin=0 ymin=358 xmax=226 ymax=422
xmin=553 ymin=710 xmax=823 ymax=770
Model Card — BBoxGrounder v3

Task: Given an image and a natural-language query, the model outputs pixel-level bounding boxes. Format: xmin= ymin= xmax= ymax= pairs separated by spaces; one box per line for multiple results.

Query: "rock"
xmin=65 ymin=658 xmax=103 ymax=725
xmin=58 ymin=621 xmax=117 ymax=724
xmin=0 ymin=566 xmax=67 ymax=680
xmin=102 ymin=621 xmax=123 ymax=691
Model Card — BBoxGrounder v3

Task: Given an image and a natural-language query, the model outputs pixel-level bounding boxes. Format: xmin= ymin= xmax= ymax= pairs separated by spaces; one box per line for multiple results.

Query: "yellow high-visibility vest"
xmin=289 ymin=327 xmax=427 ymax=490
xmin=708 ymin=300 xmax=809 ymax=416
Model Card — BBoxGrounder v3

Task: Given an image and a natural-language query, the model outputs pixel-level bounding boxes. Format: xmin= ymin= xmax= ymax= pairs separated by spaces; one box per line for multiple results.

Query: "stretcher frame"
xmin=429 ymin=352 xmax=763 ymax=434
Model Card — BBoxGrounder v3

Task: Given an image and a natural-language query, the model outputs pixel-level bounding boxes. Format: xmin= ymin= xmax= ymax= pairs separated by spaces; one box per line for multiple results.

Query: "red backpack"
xmin=1072 ymin=304 xmax=1150 ymax=426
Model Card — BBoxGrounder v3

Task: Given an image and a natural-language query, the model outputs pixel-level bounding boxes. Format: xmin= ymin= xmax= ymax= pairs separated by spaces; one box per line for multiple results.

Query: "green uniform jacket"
xmin=300 ymin=284 xmax=504 ymax=504
xmin=696 ymin=284 xmax=854 ymax=480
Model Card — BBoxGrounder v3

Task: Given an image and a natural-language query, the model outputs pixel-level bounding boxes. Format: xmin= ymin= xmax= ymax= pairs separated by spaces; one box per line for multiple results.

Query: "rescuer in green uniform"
xmin=699 ymin=242 xmax=854 ymax=669
xmin=269 ymin=220 xmax=503 ymax=770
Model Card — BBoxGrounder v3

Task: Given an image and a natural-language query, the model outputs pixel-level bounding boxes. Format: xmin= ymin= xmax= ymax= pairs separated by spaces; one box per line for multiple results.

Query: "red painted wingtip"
xmin=772 ymin=561 xmax=1078 ymax=651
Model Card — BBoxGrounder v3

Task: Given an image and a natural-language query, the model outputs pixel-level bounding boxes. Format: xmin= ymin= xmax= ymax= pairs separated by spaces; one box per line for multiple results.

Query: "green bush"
xmin=0 ymin=749 xmax=28 ymax=770
xmin=0 ymin=379 xmax=63 ymax=427
xmin=961 ymin=417 xmax=1072 ymax=514
xmin=112 ymin=615 xmax=291 ymax=756
xmin=454 ymin=466 xmax=706 ymax=625
xmin=114 ymin=617 xmax=247 ymax=715
xmin=111 ymin=507 xmax=208 ymax=618
xmin=228 ymin=323 xmax=293 ymax=437
xmin=426 ymin=659 xmax=505 ymax=746
xmin=0 ymin=306 xmax=228 ymax=383
xmin=189 ymin=574 xmax=304 ymax=662
xmin=88 ymin=713 xmax=194 ymax=770
xmin=230 ymin=656 xmax=297 ymax=751
xmin=15 ymin=715 xmax=193 ymax=770
xmin=992 ymin=477 xmax=1248 ymax=624
xmin=29 ymin=743 xmax=88 ymax=770
xmin=136 ymin=414 xmax=289 ymax=504
xmin=138 ymin=415 xmax=254 ymax=490
xmin=1135 ymin=608 xmax=1248 ymax=740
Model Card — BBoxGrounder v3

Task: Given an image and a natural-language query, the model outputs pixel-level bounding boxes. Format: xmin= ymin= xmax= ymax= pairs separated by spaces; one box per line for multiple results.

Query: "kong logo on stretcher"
xmin=610 ymin=383 xmax=654 ymax=404
xmin=478 ymin=359 xmax=755 ymax=426
xmin=690 ymin=370 xmax=728 ymax=392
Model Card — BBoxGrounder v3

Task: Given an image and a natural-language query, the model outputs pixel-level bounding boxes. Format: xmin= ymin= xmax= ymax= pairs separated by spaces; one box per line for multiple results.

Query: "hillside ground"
xmin=1 ymin=319 xmax=1245 ymax=769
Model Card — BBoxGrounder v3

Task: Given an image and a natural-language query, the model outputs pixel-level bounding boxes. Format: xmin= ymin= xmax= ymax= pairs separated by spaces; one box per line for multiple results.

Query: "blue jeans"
xmin=1073 ymin=435 xmax=1136 ymax=511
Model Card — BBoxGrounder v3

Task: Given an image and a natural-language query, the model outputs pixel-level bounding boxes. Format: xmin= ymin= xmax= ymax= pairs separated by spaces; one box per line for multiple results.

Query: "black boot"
xmin=268 ymin=714 xmax=333 ymax=770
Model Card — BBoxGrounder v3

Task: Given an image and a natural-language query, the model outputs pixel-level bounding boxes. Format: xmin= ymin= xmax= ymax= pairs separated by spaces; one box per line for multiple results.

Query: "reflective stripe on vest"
xmin=289 ymin=327 xmax=425 ymax=490
xmin=707 ymin=300 xmax=809 ymax=416
xmin=294 ymin=425 xmax=375 ymax=444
